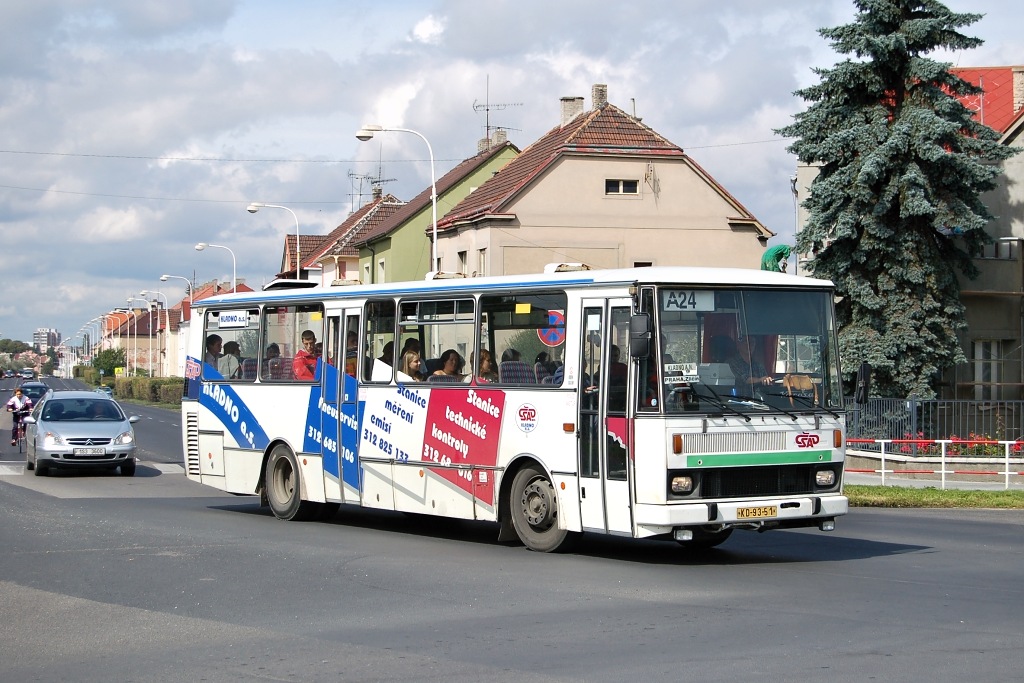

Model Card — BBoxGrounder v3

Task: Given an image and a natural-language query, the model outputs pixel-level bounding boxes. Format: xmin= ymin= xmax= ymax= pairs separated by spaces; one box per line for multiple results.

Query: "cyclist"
xmin=6 ymin=387 xmax=33 ymax=445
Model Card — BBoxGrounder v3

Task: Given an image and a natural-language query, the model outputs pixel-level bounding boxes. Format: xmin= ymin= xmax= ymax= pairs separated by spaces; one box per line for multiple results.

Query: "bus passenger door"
xmin=338 ymin=310 xmax=362 ymax=503
xmin=578 ymin=299 xmax=634 ymax=536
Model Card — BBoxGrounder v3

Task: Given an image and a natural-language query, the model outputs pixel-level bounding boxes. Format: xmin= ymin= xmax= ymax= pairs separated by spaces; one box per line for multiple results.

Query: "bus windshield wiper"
xmin=689 ymin=384 xmax=751 ymax=422
xmin=728 ymin=393 xmax=799 ymax=421
xmin=786 ymin=393 xmax=841 ymax=419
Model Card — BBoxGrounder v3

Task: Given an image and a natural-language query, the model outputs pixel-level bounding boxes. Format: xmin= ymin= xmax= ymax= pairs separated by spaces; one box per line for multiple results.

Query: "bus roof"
xmin=197 ymin=265 xmax=833 ymax=308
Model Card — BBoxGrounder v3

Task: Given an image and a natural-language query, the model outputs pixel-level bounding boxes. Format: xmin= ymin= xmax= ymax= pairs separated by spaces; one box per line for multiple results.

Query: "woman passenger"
xmin=399 ymin=350 xmax=426 ymax=381
xmin=466 ymin=349 xmax=498 ymax=384
xmin=432 ymin=349 xmax=465 ymax=380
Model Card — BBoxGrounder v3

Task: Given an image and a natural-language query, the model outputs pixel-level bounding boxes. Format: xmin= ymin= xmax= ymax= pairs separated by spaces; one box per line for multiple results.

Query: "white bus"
xmin=182 ymin=265 xmax=848 ymax=551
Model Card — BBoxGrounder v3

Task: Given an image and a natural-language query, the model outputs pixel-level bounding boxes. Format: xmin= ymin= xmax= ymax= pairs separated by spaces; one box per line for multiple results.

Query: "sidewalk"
xmin=845 ymin=471 xmax=1024 ymax=491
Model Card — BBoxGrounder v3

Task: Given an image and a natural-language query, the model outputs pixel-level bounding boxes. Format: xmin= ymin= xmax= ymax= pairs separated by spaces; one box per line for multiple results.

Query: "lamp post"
xmin=141 ymin=290 xmax=168 ymax=377
xmin=246 ymin=203 xmax=303 ymax=279
xmin=160 ymin=274 xmax=193 ymax=304
xmin=355 ymin=124 xmax=438 ymax=272
xmin=127 ymin=297 xmax=149 ymax=375
xmin=195 ymin=242 xmax=236 ymax=292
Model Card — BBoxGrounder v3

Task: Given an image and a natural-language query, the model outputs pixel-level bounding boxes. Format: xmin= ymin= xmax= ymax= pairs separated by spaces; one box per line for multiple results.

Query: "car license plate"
xmin=73 ymin=447 xmax=105 ymax=456
xmin=736 ymin=505 xmax=777 ymax=519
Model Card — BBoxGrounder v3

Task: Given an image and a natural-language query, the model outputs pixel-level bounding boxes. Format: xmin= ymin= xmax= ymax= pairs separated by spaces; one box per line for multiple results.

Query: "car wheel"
xmin=33 ymin=462 xmax=48 ymax=477
xmin=26 ymin=457 xmax=34 ymax=471
xmin=120 ymin=460 xmax=136 ymax=476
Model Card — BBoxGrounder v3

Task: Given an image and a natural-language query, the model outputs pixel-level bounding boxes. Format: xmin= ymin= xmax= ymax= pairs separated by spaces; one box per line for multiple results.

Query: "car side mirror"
xmin=129 ymin=416 xmax=140 ymax=423
xmin=23 ymin=416 xmax=36 ymax=424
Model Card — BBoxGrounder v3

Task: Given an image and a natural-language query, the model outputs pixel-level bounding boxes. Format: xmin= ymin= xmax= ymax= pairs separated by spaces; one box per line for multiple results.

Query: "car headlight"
xmin=670 ymin=475 xmax=694 ymax=494
xmin=113 ymin=430 xmax=135 ymax=446
xmin=43 ymin=431 xmax=65 ymax=448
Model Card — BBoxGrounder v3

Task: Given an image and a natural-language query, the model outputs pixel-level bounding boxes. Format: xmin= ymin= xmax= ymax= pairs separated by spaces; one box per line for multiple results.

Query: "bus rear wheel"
xmin=265 ymin=445 xmax=317 ymax=521
xmin=509 ymin=465 xmax=571 ymax=552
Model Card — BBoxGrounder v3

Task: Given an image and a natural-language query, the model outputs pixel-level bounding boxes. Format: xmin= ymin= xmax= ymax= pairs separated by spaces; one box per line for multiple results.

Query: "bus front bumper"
xmin=633 ymin=494 xmax=848 ymax=538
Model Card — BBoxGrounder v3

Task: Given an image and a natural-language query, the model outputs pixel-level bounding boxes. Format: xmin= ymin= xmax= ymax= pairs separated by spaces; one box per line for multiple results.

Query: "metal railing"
xmin=847 ymin=437 xmax=1024 ymax=490
xmin=846 ymin=397 xmax=1024 ymax=450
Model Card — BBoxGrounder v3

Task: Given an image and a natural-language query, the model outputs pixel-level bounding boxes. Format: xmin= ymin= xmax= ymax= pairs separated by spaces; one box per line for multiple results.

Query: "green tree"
xmin=93 ymin=347 xmax=126 ymax=379
xmin=776 ymin=0 xmax=1017 ymax=398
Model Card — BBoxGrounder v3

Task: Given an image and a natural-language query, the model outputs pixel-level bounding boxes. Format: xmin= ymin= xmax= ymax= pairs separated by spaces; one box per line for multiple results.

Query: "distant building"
xmin=33 ymin=328 xmax=60 ymax=353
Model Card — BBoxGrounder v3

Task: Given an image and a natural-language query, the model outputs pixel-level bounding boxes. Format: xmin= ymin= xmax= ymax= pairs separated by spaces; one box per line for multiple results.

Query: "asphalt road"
xmin=0 ymin=378 xmax=1022 ymax=681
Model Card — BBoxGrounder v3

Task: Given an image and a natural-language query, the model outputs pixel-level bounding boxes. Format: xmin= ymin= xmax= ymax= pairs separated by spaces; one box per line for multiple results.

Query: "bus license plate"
xmin=74 ymin=448 xmax=105 ymax=456
xmin=736 ymin=505 xmax=777 ymax=519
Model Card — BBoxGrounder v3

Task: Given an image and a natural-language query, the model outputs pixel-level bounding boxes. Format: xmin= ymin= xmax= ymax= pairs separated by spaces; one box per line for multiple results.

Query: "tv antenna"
xmin=347 ymin=169 xmax=396 ymax=211
xmin=473 ymin=75 xmax=521 ymax=145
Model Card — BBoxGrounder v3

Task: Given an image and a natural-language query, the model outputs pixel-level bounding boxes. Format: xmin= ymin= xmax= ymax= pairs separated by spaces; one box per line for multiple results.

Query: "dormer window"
xmin=605 ymin=179 xmax=639 ymax=195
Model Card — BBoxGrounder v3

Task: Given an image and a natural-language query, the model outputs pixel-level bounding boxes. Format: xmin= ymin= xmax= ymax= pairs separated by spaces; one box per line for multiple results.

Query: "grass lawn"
xmin=846 ymin=484 xmax=1024 ymax=508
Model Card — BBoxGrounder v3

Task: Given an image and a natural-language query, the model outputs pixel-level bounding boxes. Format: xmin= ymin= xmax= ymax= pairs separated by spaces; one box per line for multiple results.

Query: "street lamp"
xmin=195 ymin=242 xmax=237 ymax=292
xmin=160 ymin=274 xmax=193 ymax=304
xmin=127 ymin=297 xmax=149 ymax=376
xmin=355 ymin=124 xmax=438 ymax=271
xmin=141 ymin=290 xmax=168 ymax=377
xmin=247 ymin=203 xmax=303 ymax=279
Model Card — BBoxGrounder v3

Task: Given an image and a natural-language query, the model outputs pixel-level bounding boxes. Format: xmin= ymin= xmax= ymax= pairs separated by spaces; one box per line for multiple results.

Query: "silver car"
xmin=24 ymin=391 xmax=139 ymax=477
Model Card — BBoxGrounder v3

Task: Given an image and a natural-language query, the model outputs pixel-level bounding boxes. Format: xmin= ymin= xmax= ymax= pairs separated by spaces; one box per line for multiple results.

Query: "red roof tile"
xmin=951 ymin=66 xmax=1023 ymax=134
xmin=302 ymin=194 xmax=405 ymax=267
xmin=438 ymin=104 xmax=685 ymax=229
xmin=353 ymin=141 xmax=519 ymax=247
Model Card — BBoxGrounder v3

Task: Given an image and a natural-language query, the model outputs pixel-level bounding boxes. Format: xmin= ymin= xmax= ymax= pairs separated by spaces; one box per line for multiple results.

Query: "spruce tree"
xmin=776 ymin=0 xmax=1017 ymax=398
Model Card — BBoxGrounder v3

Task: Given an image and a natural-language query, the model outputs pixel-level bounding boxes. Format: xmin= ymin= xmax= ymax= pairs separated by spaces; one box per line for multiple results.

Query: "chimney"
xmin=592 ymin=83 xmax=608 ymax=110
xmin=372 ymin=186 xmax=382 ymax=200
xmin=1014 ymin=67 xmax=1024 ymax=114
xmin=492 ymin=129 xmax=508 ymax=146
xmin=477 ymin=137 xmax=489 ymax=152
xmin=560 ymin=96 xmax=585 ymax=126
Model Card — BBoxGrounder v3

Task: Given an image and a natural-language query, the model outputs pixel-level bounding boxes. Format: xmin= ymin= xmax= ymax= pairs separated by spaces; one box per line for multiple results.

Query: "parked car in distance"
xmin=24 ymin=391 xmax=139 ymax=477
xmin=95 ymin=385 xmax=113 ymax=398
xmin=19 ymin=368 xmax=35 ymax=379
xmin=17 ymin=382 xmax=51 ymax=404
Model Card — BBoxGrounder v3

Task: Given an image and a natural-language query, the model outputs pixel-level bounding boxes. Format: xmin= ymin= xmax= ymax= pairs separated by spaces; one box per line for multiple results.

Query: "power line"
xmin=0 ymin=183 xmax=347 ymax=204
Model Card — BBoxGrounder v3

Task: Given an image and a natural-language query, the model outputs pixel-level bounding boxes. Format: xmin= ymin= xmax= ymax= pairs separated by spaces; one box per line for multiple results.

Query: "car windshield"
xmin=42 ymin=399 xmax=123 ymax=422
xmin=20 ymin=386 xmax=48 ymax=401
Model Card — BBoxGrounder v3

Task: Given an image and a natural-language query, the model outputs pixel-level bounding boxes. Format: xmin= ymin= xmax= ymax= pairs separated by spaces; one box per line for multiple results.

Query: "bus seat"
xmin=499 ymin=360 xmax=536 ymax=384
xmin=427 ymin=373 xmax=462 ymax=383
xmin=241 ymin=358 xmax=258 ymax=380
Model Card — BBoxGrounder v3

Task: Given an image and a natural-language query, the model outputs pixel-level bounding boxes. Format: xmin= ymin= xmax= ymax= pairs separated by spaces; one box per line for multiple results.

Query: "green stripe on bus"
xmin=685 ymin=450 xmax=833 ymax=468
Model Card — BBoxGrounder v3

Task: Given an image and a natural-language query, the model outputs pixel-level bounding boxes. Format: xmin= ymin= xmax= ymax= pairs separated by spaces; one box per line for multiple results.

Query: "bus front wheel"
xmin=509 ymin=465 xmax=571 ymax=552
xmin=265 ymin=445 xmax=317 ymax=521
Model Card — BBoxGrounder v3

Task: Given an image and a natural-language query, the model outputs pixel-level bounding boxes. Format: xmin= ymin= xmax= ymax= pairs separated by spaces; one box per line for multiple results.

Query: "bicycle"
xmin=13 ymin=409 xmax=29 ymax=453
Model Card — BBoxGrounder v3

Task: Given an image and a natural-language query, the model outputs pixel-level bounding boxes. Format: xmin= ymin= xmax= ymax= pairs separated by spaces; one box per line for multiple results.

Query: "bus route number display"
xmin=662 ymin=290 xmax=714 ymax=312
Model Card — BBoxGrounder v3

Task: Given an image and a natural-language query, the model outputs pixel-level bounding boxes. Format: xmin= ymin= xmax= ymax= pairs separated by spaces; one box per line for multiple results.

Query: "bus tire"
xmin=677 ymin=527 xmax=733 ymax=549
xmin=509 ymin=465 xmax=570 ymax=552
xmin=265 ymin=445 xmax=317 ymax=521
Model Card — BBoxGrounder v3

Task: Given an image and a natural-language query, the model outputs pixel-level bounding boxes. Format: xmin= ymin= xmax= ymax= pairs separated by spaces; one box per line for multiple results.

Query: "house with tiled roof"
xmin=301 ymin=191 xmax=406 ymax=286
xmin=354 ymin=138 xmax=519 ymax=283
xmin=950 ymin=66 xmax=1024 ymax=399
xmin=434 ymin=84 xmax=772 ymax=277
xmin=277 ymin=233 xmax=331 ymax=280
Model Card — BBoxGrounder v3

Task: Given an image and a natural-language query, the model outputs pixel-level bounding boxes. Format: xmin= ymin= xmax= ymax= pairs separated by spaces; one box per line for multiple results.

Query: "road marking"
xmin=0 ymin=463 xmax=25 ymax=476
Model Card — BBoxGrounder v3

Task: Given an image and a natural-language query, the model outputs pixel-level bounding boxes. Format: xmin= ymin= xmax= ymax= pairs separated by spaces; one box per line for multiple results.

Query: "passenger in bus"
xmin=204 ymin=334 xmax=222 ymax=366
xmin=534 ymin=351 xmax=554 ymax=382
xmin=293 ymin=330 xmax=318 ymax=380
xmin=262 ymin=344 xmax=282 ymax=382
xmin=466 ymin=349 xmax=497 ymax=383
xmin=400 ymin=338 xmax=421 ymax=356
xmin=345 ymin=331 xmax=358 ymax=377
xmin=398 ymin=350 xmax=426 ymax=381
xmin=726 ymin=336 xmax=774 ymax=389
xmin=431 ymin=349 xmax=465 ymax=381
xmin=218 ymin=341 xmax=243 ymax=379
xmin=377 ymin=341 xmax=395 ymax=367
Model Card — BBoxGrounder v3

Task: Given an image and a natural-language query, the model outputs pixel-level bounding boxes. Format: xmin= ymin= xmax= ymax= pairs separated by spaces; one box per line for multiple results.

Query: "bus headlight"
xmin=815 ymin=469 xmax=836 ymax=487
xmin=670 ymin=475 xmax=694 ymax=494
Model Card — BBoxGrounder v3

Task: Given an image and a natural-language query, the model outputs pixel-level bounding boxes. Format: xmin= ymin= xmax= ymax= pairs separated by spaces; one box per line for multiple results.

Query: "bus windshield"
xmin=648 ymin=287 xmax=841 ymax=415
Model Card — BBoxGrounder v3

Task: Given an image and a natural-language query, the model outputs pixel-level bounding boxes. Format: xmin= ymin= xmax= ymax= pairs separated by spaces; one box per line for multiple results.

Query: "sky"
xmin=0 ymin=0 xmax=1019 ymax=346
